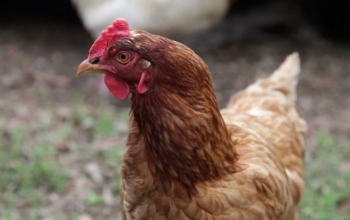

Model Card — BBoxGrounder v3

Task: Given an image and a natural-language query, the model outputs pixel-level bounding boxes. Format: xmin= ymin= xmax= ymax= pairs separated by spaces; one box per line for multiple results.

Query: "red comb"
xmin=89 ymin=18 xmax=131 ymax=57
xmin=101 ymin=18 xmax=130 ymax=37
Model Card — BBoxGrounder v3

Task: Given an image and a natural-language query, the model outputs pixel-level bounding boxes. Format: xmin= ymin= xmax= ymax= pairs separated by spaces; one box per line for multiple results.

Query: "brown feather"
xmin=117 ymin=32 xmax=306 ymax=220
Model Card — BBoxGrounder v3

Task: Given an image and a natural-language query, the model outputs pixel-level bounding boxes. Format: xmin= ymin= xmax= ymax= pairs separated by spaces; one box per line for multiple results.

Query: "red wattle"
xmin=104 ymin=74 xmax=130 ymax=100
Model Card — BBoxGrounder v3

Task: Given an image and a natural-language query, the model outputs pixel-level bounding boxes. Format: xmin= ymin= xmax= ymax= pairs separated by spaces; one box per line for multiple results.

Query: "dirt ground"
xmin=1 ymin=18 xmax=350 ymax=219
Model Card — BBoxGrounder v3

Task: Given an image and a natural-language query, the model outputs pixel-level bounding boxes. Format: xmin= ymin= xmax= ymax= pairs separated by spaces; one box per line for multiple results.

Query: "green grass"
xmin=0 ymin=129 xmax=68 ymax=219
xmin=0 ymin=100 xmax=129 ymax=219
xmin=301 ymin=133 xmax=350 ymax=220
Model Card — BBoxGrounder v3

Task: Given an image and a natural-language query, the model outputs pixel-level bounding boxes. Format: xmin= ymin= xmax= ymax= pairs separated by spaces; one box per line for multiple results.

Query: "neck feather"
xmin=127 ymin=69 xmax=239 ymax=192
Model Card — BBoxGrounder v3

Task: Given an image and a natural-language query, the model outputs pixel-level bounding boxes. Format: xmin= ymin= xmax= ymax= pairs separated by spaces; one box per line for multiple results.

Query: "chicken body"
xmin=120 ymin=54 xmax=306 ymax=220
xmin=76 ymin=19 xmax=307 ymax=220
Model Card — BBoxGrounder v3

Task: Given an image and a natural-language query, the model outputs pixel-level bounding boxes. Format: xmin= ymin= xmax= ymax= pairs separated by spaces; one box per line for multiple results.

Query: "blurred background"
xmin=0 ymin=0 xmax=350 ymax=219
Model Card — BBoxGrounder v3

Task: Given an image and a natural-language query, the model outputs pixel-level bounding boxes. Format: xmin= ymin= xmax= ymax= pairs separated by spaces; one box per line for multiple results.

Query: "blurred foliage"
xmin=301 ymin=133 xmax=350 ymax=220
xmin=0 ymin=99 xmax=129 ymax=219
xmin=0 ymin=129 xmax=68 ymax=219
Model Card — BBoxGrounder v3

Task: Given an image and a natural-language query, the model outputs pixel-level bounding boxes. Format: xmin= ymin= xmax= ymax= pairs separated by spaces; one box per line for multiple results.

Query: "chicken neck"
xmin=125 ymin=69 xmax=240 ymax=192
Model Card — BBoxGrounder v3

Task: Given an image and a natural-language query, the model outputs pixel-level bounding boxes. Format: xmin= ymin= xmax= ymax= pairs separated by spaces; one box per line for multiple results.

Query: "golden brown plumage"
xmin=76 ymin=18 xmax=307 ymax=220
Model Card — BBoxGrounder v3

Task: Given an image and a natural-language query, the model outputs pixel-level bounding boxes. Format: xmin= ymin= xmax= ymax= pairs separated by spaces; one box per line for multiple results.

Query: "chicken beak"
xmin=76 ymin=59 xmax=105 ymax=77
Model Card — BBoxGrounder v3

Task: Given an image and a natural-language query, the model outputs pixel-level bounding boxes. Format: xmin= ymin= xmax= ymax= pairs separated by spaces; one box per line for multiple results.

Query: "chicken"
xmin=76 ymin=18 xmax=307 ymax=220
xmin=72 ymin=0 xmax=231 ymax=39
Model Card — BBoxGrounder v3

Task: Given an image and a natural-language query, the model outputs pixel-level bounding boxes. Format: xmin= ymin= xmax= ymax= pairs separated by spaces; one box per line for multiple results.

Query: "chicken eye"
xmin=117 ymin=52 xmax=131 ymax=63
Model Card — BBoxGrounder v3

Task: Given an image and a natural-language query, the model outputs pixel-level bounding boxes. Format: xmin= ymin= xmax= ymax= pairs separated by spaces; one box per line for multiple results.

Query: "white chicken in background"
xmin=72 ymin=0 xmax=231 ymax=39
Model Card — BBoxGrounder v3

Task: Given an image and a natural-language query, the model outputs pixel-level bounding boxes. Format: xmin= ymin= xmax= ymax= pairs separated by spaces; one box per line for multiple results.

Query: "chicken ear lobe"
xmin=137 ymin=71 xmax=151 ymax=94
xmin=104 ymin=74 xmax=130 ymax=100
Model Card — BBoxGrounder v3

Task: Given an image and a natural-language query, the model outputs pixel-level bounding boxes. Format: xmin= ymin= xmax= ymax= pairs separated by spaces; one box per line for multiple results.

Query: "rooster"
xmin=76 ymin=18 xmax=307 ymax=220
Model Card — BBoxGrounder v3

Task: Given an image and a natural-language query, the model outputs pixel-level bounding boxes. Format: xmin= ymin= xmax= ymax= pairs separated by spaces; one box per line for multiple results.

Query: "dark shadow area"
xmin=0 ymin=0 xmax=81 ymax=23
xmin=2 ymin=0 xmax=350 ymax=42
